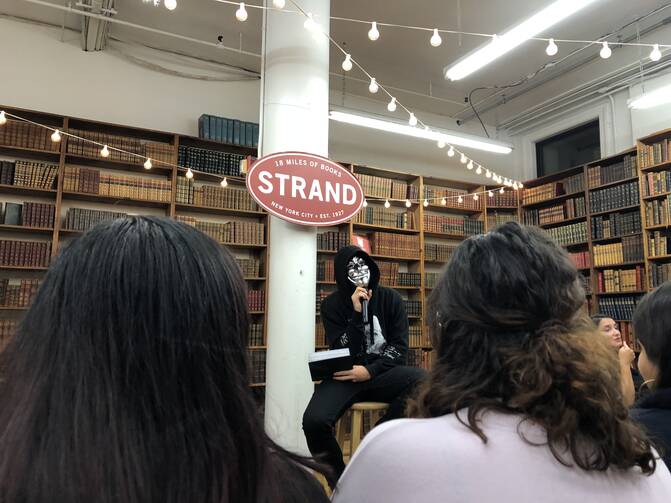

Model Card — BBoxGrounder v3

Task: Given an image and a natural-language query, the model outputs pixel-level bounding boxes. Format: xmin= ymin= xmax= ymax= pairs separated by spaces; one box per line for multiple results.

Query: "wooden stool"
xmin=336 ymin=402 xmax=389 ymax=461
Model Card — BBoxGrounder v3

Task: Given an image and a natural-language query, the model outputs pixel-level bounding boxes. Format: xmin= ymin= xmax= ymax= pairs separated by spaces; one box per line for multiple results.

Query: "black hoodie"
xmin=631 ymin=387 xmax=671 ymax=469
xmin=320 ymin=245 xmax=408 ymax=379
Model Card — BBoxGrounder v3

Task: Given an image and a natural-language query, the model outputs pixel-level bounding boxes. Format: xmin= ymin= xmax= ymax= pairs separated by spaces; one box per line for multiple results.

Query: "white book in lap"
xmin=308 ymin=348 xmax=354 ymax=381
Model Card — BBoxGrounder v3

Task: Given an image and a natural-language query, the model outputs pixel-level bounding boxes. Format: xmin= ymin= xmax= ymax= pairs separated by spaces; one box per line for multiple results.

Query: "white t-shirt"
xmin=332 ymin=411 xmax=671 ymax=503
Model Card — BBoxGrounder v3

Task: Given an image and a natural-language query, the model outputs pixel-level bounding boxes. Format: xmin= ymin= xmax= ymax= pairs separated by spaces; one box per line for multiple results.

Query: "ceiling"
xmin=2 ymin=0 xmax=671 ymax=128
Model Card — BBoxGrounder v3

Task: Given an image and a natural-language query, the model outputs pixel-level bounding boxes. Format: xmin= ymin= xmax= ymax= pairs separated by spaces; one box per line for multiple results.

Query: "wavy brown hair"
xmin=409 ymin=222 xmax=656 ymax=474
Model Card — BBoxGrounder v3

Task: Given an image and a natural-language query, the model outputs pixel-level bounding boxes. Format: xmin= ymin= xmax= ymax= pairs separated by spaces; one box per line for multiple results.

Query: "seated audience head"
xmin=592 ymin=314 xmax=623 ymax=348
xmin=0 ymin=216 xmax=324 ymax=503
xmin=411 ymin=221 xmax=655 ymax=473
xmin=633 ymin=283 xmax=671 ymax=390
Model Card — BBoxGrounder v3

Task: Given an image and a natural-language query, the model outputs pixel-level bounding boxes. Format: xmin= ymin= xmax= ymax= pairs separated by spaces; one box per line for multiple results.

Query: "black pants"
xmin=302 ymin=365 xmax=426 ymax=485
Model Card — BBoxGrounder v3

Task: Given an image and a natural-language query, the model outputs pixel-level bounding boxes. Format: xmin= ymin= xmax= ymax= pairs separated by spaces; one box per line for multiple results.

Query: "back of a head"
xmin=0 ymin=217 xmax=316 ymax=502
xmin=634 ymin=282 xmax=671 ymax=389
xmin=411 ymin=221 xmax=655 ymax=473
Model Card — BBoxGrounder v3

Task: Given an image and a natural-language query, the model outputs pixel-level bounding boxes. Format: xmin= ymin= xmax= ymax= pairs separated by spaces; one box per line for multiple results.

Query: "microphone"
xmin=357 ymin=278 xmax=369 ymax=324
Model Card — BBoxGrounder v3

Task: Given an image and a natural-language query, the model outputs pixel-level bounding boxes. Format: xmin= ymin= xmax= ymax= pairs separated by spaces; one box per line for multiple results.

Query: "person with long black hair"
xmin=0 ymin=216 xmax=329 ymax=503
xmin=333 ymin=222 xmax=671 ymax=502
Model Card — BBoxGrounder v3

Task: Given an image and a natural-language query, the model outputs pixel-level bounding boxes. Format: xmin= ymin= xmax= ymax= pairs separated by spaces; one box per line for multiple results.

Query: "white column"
xmin=260 ymin=0 xmax=330 ymax=453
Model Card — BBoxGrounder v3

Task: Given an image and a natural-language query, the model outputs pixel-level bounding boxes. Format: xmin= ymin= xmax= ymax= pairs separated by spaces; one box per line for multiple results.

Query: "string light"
xmin=384 ymin=199 xmax=391 ymax=208
xmin=430 ymin=29 xmax=442 ymax=47
xmin=600 ymin=41 xmax=611 ymax=59
xmin=447 ymin=147 xmax=455 ymax=157
xmin=0 ymin=111 xmax=6 ymax=125
xmin=100 ymin=145 xmax=110 ymax=158
xmin=387 ymin=97 xmax=397 ymax=112
xmin=519 ymin=182 xmax=524 ymax=188
xmin=546 ymin=38 xmax=558 ymax=56
xmin=235 ymin=2 xmax=248 ymax=21
xmin=467 ymin=160 xmax=474 ymax=170
xmin=475 ymin=165 xmax=482 ymax=175
xmin=221 ymin=178 xmax=228 ymax=187
xmin=368 ymin=78 xmax=379 ymax=94
xmin=185 ymin=168 xmax=194 ymax=179
xmin=405 ymin=199 xmax=411 ymax=208
xmin=458 ymin=195 xmax=463 ymax=204
xmin=500 ymin=187 xmax=505 ymax=194
xmin=441 ymin=197 xmax=447 ymax=206
xmin=473 ymin=193 xmax=479 ymax=201
xmin=650 ymin=44 xmax=662 ymax=62
xmin=408 ymin=113 xmax=417 ymax=126
xmin=342 ymin=54 xmax=353 ymax=71
xmin=513 ymin=182 xmax=519 ymax=190
xmin=363 ymin=199 xmax=368 ymax=207
xmin=488 ymin=190 xmax=494 ymax=198
xmin=460 ymin=153 xmax=467 ymax=164
xmin=437 ymin=140 xmax=446 ymax=148
xmin=144 ymin=158 xmax=152 ymax=170
xmin=486 ymin=170 xmax=492 ymax=178
xmin=164 ymin=0 xmax=177 ymax=10
xmin=272 ymin=0 xmax=285 ymax=8
xmin=368 ymin=21 xmax=380 ymax=41
xmin=423 ymin=199 xmax=429 ymax=207
xmin=50 ymin=130 xmax=61 ymax=143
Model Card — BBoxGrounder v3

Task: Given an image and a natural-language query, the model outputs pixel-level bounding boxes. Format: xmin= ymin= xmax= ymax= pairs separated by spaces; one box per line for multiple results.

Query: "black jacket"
xmin=321 ymin=245 xmax=408 ymax=379
xmin=631 ymin=387 xmax=671 ymax=470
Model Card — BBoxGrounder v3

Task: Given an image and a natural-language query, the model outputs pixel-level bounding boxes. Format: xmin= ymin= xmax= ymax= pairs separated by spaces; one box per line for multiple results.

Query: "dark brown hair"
xmin=633 ymin=282 xmax=671 ymax=389
xmin=410 ymin=222 xmax=656 ymax=474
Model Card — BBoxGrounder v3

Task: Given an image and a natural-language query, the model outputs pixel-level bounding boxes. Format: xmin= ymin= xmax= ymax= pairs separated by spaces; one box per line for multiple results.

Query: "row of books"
xmin=641 ymin=171 xmax=671 ymax=197
xmin=317 ymin=259 xmax=335 ymax=283
xmin=0 ymin=320 xmax=18 ymax=354
xmin=569 ymin=250 xmax=590 ymax=269
xmin=63 ymin=208 xmax=126 ymax=233
xmin=522 ymin=173 xmax=584 ymax=205
xmin=620 ymin=322 xmax=641 ymax=353
xmin=423 ymin=215 xmax=484 ymax=236
xmin=0 ymin=160 xmax=58 ymax=190
xmin=545 ymin=221 xmax=587 ymax=247
xmin=587 ymin=155 xmax=637 ymax=188
xmin=315 ymin=324 xmax=326 ymax=347
xmin=523 ymin=196 xmax=585 ymax=226
xmin=596 ymin=267 xmax=645 ymax=293
xmin=317 ymin=231 xmax=348 ymax=252
xmin=0 ymin=119 xmax=61 ymax=152
xmin=644 ymin=197 xmax=671 ymax=227
xmin=650 ymin=262 xmax=671 ymax=288
xmin=423 ymin=185 xmax=482 ymax=211
xmin=176 ymin=177 xmax=259 ymax=211
xmin=0 ymin=239 xmax=51 ymax=267
xmin=369 ymin=232 xmax=420 ymax=259
xmin=237 ymin=258 xmax=262 ymax=278
xmin=589 ymin=181 xmax=639 ymax=214
xmin=0 ymin=202 xmax=55 ymax=228
xmin=316 ymin=290 xmax=329 ymax=314
xmin=176 ymin=216 xmax=266 ymax=245
xmin=66 ymin=128 xmax=174 ymax=165
xmin=248 ymin=349 xmax=266 ymax=384
xmin=404 ymin=300 xmax=422 ymax=317
xmin=354 ymin=173 xmax=417 ymax=200
xmin=488 ymin=190 xmax=518 ymax=207
xmin=198 ymin=114 xmax=259 ymax=148
xmin=396 ymin=272 xmax=421 ymax=287
xmin=378 ymin=262 xmax=400 ymax=287
xmin=407 ymin=348 xmax=433 ymax=370
xmin=597 ymin=295 xmax=642 ymax=321
xmin=424 ymin=242 xmax=457 ymax=262
xmin=178 ymin=146 xmax=246 ymax=177
xmin=649 ymin=230 xmax=671 ymax=257
xmin=591 ymin=211 xmax=642 ymax=240
xmin=354 ymin=206 xmax=415 ymax=230
xmin=63 ymin=167 xmax=172 ymax=202
xmin=593 ymin=235 xmax=644 ymax=266
xmin=425 ymin=272 xmax=438 ymax=289
xmin=409 ymin=326 xmax=427 ymax=348
xmin=639 ymin=139 xmax=671 ymax=168
xmin=580 ymin=273 xmax=592 ymax=295
xmin=487 ymin=212 xmax=518 ymax=229
xmin=248 ymin=290 xmax=265 ymax=312
xmin=0 ymin=278 xmax=40 ymax=307
xmin=249 ymin=323 xmax=264 ymax=347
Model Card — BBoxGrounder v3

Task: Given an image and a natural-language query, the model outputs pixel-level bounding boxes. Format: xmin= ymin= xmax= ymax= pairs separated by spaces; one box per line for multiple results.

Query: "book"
xmin=424 ymin=242 xmax=458 ymax=262
xmin=3 ymin=203 xmax=22 ymax=226
xmin=308 ymin=348 xmax=353 ymax=380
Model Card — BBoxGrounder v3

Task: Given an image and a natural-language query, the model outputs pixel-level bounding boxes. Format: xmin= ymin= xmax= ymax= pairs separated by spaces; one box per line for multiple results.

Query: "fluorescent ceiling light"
xmin=329 ymin=111 xmax=513 ymax=154
xmin=444 ymin=0 xmax=598 ymax=81
xmin=628 ymin=84 xmax=671 ymax=110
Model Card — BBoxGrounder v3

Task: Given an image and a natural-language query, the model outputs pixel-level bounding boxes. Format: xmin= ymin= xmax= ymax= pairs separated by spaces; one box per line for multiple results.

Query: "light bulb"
xmin=518 ymin=182 xmax=524 ymax=188
xmin=342 ymin=54 xmax=352 ymax=71
xmin=600 ymin=41 xmax=611 ymax=59
xmin=460 ymin=153 xmax=467 ymax=164
xmin=221 ymin=178 xmax=228 ymax=187
xmin=473 ymin=193 xmax=479 ymax=201
xmin=650 ymin=44 xmax=662 ymax=62
xmin=488 ymin=191 xmax=494 ymax=198
xmin=441 ymin=197 xmax=447 ymax=206
xmin=437 ymin=140 xmax=446 ymax=149
xmin=486 ymin=170 xmax=492 ymax=178
xmin=164 ymin=0 xmax=177 ymax=10
xmin=272 ymin=0 xmax=285 ymax=8
xmin=100 ymin=145 xmax=110 ymax=158
xmin=51 ymin=130 xmax=61 ymax=143
xmin=368 ymin=21 xmax=380 ymax=41
xmin=423 ymin=199 xmax=429 ymax=207
xmin=0 ymin=111 xmax=6 ymax=125
xmin=363 ymin=199 xmax=368 ymax=207
xmin=430 ymin=28 xmax=442 ymax=47
xmin=236 ymin=2 xmax=248 ymax=21
xmin=500 ymin=187 xmax=505 ymax=194
xmin=476 ymin=165 xmax=482 ymax=175
xmin=144 ymin=158 xmax=152 ymax=170
xmin=513 ymin=182 xmax=519 ymax=190
xmin=447 ymin=147 xmax=455 ymax=157
xmin=387 ymin=97 xmax=397 ymax=112
xmin=185 ymin=168 xmax=194 ymax=179
xmin=408 ymin=113 xmax=417 ymax=126
xmin=369 ymin=78 xmax=379 ymax=94
xmin=467 ymin=160 xmax=474 ymax=170
xmin=405 ymin=199 xmax=411 ymax=208
xmin=303 ymin=13 xmax=316 ymax=31
xmin=458 ymin=195 xmax=463 ymax=204
xmin=384 ymin=199 xmax=390 ymax=209
xmin=546 ymin=38 xmax=558 ymax=56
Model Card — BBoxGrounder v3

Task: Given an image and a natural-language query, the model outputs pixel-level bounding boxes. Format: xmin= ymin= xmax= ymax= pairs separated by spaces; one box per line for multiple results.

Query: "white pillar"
xmin=260 ymin=0 xmax=330 ymax=453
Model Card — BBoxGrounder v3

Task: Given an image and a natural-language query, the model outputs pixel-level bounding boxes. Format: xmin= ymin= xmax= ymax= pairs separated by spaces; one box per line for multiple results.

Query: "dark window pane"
xmin=536 ymin=121 xmax=600 ymax=177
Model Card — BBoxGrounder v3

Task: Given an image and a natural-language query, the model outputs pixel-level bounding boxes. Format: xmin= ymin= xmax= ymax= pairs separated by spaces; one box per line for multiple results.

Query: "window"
xmin=535 ymin=121 xmax=600 ymax=177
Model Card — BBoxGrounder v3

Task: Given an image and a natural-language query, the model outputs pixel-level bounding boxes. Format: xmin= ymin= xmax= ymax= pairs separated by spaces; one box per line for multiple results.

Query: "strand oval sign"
xmin=246 ymin=152 xmax=364 ymax=226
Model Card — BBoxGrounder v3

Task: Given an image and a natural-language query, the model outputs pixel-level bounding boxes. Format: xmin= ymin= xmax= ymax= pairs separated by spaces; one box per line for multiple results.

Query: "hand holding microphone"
xmin=351 ymin=286 xmax=372 ymax=322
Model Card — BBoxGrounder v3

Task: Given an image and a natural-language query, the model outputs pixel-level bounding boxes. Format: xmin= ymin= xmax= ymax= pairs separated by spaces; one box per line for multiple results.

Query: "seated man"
xmin=303 ymin=245 xmax=426 ymax=487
